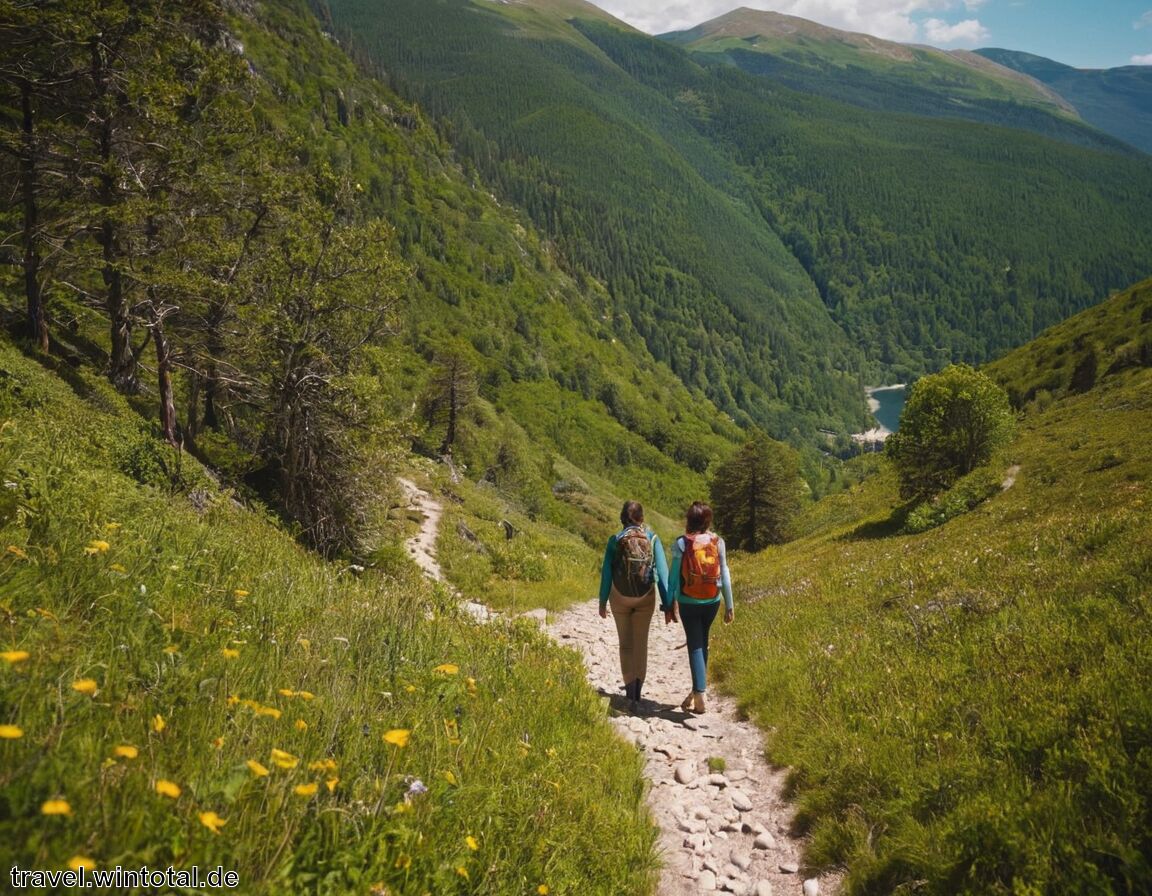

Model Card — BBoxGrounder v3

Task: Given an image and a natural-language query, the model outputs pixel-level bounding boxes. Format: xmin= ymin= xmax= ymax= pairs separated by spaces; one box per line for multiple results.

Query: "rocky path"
xmin=547 ymin=605 xmax=837 ymax=896
xmin=398 ymin=477 xmax=833 ymax=895
xmin=398 ymin=478 xmax=445 ymax=581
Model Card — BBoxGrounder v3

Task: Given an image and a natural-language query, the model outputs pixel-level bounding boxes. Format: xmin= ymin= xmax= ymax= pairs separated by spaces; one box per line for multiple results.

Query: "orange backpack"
xmin=680 ymin=533 xmax=721 ymax=599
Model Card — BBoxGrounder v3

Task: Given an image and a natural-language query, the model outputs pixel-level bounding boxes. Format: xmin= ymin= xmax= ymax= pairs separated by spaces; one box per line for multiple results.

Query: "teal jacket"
xmin=599 ymin=527 xmax=670 ymax=611
xmin=668 ymin=532 xmax=734 ymax=612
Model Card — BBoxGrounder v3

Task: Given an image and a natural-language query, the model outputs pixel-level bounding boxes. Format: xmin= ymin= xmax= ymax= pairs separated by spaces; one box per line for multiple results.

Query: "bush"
xmin=902 ymin=467 xmax=1004 ymax=534
xmin=887 ymin=365 xmax=1015 ymax=501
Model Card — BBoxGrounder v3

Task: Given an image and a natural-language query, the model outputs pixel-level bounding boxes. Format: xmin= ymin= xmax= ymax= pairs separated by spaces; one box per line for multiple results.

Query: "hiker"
xmin=668 ymin=501 xmax=733 ymax=714
xmin=598 ymin=501 xmax=670 ymax=707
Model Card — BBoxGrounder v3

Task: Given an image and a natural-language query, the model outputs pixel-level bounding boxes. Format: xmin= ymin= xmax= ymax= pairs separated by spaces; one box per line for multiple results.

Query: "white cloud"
xmin=1136 ymin=11 xmax=1152 ymax=29
xmin=594 ymin=1 xmax=989 ymax=47
xmin=1132 ymin=53 xmax=1152 ymax=65
xmin=922 ymin=16 xmax=991 ymax=45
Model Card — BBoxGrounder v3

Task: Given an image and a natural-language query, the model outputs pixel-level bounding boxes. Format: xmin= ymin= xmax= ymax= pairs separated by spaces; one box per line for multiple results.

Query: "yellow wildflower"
xmin=71 ymin=678 xmax=98 ymax=696
xmin=68 ymin=856 xmax=96 ymax=872
xmin=1 ymin=650 xmax=30 ymax=664
xmin=84 ymin=540 xmax=110 ymax=555
xmin=442 ymin=770 xmax=458 ymax=785
xmin=466 ymin=677 xmax=478 ymax=696
xmin=163 ymin=645 xmax=180 ymax=656
xmin=221 ymin=648 xmax=239 ymax=660
xmin=404 ymin=684 xmax=416 ymax=694
xmin=538 ymin=886 xmax=550 ymax=895
xmin=226 ymin=694 xmax=240 ymax=706
xmin=278 ymin=688 xmax=296 ymax=698
xmin=433 ymin=663 xmax=459 ymax=675
xmin=113 ymin=745 xmax=138 ymax=760
xmin=199 ymin=811 xmax=226 ymax=834
xmin=325 ymin=777 xmax=339 ymax=792
xmin=151 ymin=714 xmax=166 ymax=733
xmin=294 ymin=782 xmax=318 ymax=797
xmin=108 ymin=563 xmax=126 ymax=573
xmin=270 ymin=748 xmax=298 ymax=769
xmin=246 ymin=759 xmax=270 ymax=777
xmin=233 ymin=589 xmax=249 ymax=598
xmin=296 ymin=638 xmax=311 ymax=651
xmin=211 ymin=737 xmax=224 ymax=749
xmin=383 ymin=729 xmax=410 ymax=748
xmin=308 ymin=759 xmax=338 ymax=772
xmin=254 ymin=705 xmax=281 ymax=719
xmin=294 ymin=719 xmax=308 ymax=732
xmin=0 ymin=724 xmax=23 ymax=739
xmin=155 ymin=780 xmax=181 ymax=799
xmin=41 ymin=799 xmax=72 ymax=816
xmin=465 ymin=835 xmax=479 ymax=851
xmin=456 ymin=867 xmax=469 ymax=880
xmin=394 ymin=854 xmax=411 ymax=871
xmin=6 ymin=545 xmax=28 ymax=559
xmin=297 ymin=691 xmax=314 ymax=701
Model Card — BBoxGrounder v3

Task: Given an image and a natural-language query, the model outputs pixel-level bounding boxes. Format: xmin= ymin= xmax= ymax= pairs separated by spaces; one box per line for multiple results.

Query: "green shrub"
xmin=902 ymin=466 xmax=1004 ymax=534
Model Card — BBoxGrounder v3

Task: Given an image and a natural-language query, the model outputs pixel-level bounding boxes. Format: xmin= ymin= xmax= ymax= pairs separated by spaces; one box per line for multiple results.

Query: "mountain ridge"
xmin=660 ymin=6 xmax=1076 ymax=115
xmin=977 ymin=47 xmax=1152 ymax=152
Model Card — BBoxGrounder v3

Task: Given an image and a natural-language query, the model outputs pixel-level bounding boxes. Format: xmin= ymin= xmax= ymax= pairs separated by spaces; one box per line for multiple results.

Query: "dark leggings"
xmin=679 ymin=600 xmax=720 ymax=693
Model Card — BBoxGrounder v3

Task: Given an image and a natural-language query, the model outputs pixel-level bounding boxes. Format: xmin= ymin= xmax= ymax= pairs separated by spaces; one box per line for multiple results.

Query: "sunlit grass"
xmin=715 ymin=364 xmax=1152 ymax=894
xmin=0 ymin=339 xmax=657 ymax=895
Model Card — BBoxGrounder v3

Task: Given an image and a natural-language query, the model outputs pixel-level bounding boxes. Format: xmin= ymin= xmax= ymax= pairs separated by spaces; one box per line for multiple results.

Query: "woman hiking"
xmin=598 ymin=501 xmax=670 ymax=708
xmin=668 ymin=501 xmax=733 ymax=714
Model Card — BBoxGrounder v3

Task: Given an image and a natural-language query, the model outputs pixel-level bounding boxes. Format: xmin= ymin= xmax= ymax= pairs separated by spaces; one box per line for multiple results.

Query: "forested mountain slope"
xmin=978 ymin=49 xmax=1152 ymax=154
xmin=1 ymin=0 xmax=754 ymax=553
xmin=322 ymin=0 xmax=870 ymax=437
xmin=234 ymin=1 xmax=753 ymax=519
xmin=320 ymin=0 xmax=1152 ymax=397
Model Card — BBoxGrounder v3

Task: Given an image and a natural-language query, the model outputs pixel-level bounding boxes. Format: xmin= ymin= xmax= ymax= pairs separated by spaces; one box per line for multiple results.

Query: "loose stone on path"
xmin=546 ymin=600 xmax=839 ymax=896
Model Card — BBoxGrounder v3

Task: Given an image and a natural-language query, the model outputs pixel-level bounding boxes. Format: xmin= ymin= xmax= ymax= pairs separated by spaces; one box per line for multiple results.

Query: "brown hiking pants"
xmin=608 ymin=585 xmax=656 ymax=686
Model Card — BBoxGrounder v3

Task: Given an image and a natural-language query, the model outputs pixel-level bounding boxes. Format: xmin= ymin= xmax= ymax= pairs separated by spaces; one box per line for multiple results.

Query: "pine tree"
xmin=709 ymin=430 xmax=802 ymax=551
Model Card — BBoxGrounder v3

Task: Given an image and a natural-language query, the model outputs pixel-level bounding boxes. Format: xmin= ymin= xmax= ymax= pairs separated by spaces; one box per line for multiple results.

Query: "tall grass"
xmin=0 ymin=340 xmax=656 ymax=894
xmin=715 ymin=365 xmax=1152 ymax=894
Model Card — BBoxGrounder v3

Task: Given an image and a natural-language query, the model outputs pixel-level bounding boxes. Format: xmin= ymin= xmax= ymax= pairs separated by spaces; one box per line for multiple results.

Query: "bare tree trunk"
xmin=92 ymin=36 xmax=137 ymax=393
xmin=149 ymin=304 xmax=179 ymax=446
xmin=19 ymin=80 xmax=48 ymax=352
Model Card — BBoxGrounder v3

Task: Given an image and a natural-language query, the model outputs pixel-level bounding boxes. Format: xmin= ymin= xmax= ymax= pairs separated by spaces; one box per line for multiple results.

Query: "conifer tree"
xmin=709 ymin=430 xmax=802 ymax=551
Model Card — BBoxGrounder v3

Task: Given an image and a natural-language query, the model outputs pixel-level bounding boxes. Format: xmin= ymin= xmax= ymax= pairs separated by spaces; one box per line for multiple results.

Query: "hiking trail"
xmin=399 ymin=478 xmax=837 ymax=895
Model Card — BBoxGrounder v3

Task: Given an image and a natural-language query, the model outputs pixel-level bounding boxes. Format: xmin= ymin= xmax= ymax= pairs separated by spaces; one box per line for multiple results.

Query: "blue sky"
xmin=592 ymin=1 xmax=1152 ymax=69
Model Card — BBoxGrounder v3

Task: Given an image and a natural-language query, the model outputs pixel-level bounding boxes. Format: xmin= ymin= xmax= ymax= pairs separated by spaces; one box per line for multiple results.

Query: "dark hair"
xmin=685 ymin=501 xmax=712 ymax=534
xmin=620 ymin=500 xmax=644 ymax=527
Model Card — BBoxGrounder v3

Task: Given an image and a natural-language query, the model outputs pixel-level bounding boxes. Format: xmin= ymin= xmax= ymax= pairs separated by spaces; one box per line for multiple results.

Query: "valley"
xmin=1 ymin=0 xmax=1150 ymax=893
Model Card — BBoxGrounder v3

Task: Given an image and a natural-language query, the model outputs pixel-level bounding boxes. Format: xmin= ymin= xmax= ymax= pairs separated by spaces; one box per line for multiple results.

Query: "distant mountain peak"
xmin=672 ymin=7 xmax=920 ymax=62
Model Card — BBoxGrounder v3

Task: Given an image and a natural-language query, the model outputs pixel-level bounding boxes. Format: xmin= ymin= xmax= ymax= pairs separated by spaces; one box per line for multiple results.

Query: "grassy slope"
xmin=0 ymin=332 xmax=658 ymax=893
xmin=714 ymin=281 xmax=1152 ymax=893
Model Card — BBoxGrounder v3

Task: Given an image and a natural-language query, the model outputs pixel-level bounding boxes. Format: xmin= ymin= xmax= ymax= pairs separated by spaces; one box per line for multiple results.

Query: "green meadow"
xmin=713 ymin=280 xmax=1152 ymax=894
xmin=0 ymin=340 xmax=655 ymax=895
